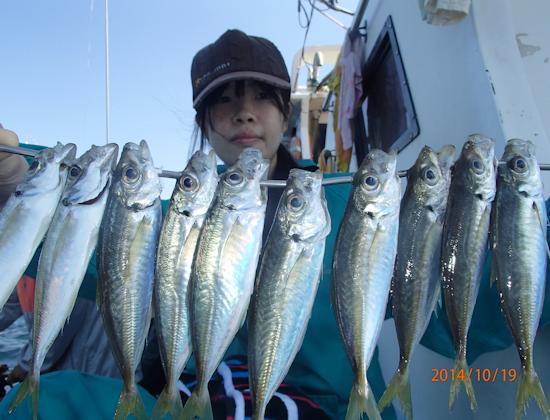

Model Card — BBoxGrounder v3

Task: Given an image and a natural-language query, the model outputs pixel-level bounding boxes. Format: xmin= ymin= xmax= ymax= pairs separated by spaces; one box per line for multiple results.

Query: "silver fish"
xmin=491 ymin=138 xmax=550 ymax=420
xmin=0 ymin=142 xmax=76 ymax=311
xmin=440 ymin=134 xmax=496 ymax=411
xmin=182 ymin=148 xmax=269 ymax=420
xmin=332 ymin=149 xmax=401 ymax=420
xmin=8 ymin=143 xmax=118 ymax=419
xmin=97 ymin=140 xmax=162 ymax=420
xmin=151 ymin=150 xmax=218 ymax=420
xmin=378 ymin=145 xmax=455 ymax=419
xmin=248 ymin=169 xmax=331 ymax=420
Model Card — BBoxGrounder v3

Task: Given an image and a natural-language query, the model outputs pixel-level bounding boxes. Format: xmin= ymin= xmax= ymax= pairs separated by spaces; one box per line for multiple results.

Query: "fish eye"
xmin=69 ymin=165 xmax=82 ymax=179
xmin=471 ymin=159 xmax=484 ymax=174
xmin=287 ymin=194 xmax=304 ymax=210
xmin=179 ymin=175 xmax=196 ymax=191
xmin=123 ymin=166 xmax=140 ymax=183
xmin=422 ymin=166 xmax=438 ymax=185
xmin=226 ymin=171 xmax=243 ymax=186
xmin=29 ymin=159 xmax=40 ymax=172
xmin=509 ymin=157 xmax=527 ymax=173
xmin=364 ymin=175 xmax=378 ymax=189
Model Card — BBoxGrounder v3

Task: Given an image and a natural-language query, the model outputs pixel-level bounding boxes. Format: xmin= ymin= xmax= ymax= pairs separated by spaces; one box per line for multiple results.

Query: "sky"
xmin=0 ymin=0 xmax=359 ymax=197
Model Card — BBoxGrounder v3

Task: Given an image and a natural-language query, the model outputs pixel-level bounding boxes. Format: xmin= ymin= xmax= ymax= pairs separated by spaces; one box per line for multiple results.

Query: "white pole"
xmin=104 ymin=0 xmax=110 ymax=144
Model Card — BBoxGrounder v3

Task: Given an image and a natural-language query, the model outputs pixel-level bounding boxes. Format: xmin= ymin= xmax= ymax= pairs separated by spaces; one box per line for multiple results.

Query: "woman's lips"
xmin=232 ymin=136 xmax=261 ymax=146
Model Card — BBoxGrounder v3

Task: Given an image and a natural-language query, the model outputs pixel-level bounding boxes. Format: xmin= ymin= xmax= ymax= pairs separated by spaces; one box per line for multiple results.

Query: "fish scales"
xmin=97 ymin=140 xmax=162 ymax=420
xmin=7 ymin=143 xmax=117 ymax=420
xmin=0 ymin=143 xmax=76 ymax=311
xmin=378 ymin=145 xmax=455 ymax=419
xmin=183 ymin=148 xmax=268 ymax=420
xmin=249 ymin=169 xmax=330 ymax=420
xmin=491 ymin=138 xmax=550 ymax=420
xmin=152 ymin=150 xmax=218 ymax=419
xmin=440 ymin=134 xmax=496 ymax=412
xmin=332 ymin=149 xmax=400 ymax=420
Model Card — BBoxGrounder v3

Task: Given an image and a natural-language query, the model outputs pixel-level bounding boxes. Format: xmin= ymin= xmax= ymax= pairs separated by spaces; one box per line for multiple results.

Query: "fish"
xmin=96 ymin=140 xmax=162 ymax=420
xmin=248 ymin=169 xmax=331 ymax=420
xmin=332 ymin=149 xmax=401 ymax=420
xmin=151 ymin=150 xmax=218 ymax=420
xmin=440 ymin=133 xmax=496 ymax=411
xmin=0 ymin=142 xmax=76 ymax=312
xmin=378 ymin=145 xmax=455 ymax=419
xmin=182 ymin=147 xmax=269 ymax=420
xmin=7 ymin=143 xmax=118 ymax=419
xmin=490 ymin=138 xmax=550 ymax=420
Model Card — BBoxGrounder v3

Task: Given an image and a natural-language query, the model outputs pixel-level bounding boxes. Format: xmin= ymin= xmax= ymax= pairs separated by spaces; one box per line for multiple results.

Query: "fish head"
xmin=352 ymin=148 xmax=401 ymax=217
xmin=277 ymin=169 xmax=331 ymax=242
xmin=16 ymin=142 xmax=77 ymax=196
xmin=454 ymin=134 xmax=496 ymax=202
xmin=499 ymin=138 xmax=543 ymax=197
xmin=219 ymin=148 xmax=269 ymax=211
xmin=409 ymin=144 xmax=455 ymax=215
xmin=111 ymin=140 xmax=162 ymax=210
xmin=172 ymin=149 xmax=219 ymax=216
xmin=61 ymin=143 xmax=119 ymax=206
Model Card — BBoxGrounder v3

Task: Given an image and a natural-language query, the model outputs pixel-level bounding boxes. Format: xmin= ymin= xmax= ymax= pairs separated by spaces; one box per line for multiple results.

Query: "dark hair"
xmin=192 ymin=80 xmax=291 ymax=151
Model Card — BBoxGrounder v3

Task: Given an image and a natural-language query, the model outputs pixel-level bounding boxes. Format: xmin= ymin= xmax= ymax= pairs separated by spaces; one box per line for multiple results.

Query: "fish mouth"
xmin=63 ymin=181 xmax=110 ymax=206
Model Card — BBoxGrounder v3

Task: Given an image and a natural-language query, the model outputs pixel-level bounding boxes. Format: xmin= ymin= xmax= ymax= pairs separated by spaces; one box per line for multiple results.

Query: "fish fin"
xmin=378 ymin=366 xmax=412 ymax=420
xmin=345 ymin=380 xmax=381 ymax=420
xmin=182 ymin=386 xmax=213 ymax=420
xmin=533 ymin=201 xmax=550 ymax=260
xmin=151 ymin=386 xmax=184 ymax=420
xmin=449 ymin=357 xmax=477 ymax=412
xmin=7 ymin=374 xmax=39 ymax=420
xmin=515 ymin=370 xmax=550 ymax=420
xmin=113 ymin=387 xmax=148 ymax=420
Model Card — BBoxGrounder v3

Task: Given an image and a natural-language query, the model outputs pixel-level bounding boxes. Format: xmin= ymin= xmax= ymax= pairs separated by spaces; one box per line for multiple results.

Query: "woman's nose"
xmin=232 ymin=97 xmax=256 ymax=124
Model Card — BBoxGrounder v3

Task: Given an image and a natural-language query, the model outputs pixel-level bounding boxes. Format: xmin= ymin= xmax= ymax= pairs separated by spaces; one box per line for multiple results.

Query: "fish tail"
xmin=151 ymin=385 xmax=184 ymax=420
xmin=182 ymin=385 xmax=213 ymax=420
xmin=7 ymin=374 xmax=39 ymax=420
xmin=378 ymin=365 xmax=412 ymax=419
xmin=449 ymin=357 xmax=477 ymax=412
xmin=515 ymin=369 xmax=550 ymax=420
xmin=345 ymin=379 xmax=381 ymax=420
xmin=114 ymin=386 xmax=148 ymax=420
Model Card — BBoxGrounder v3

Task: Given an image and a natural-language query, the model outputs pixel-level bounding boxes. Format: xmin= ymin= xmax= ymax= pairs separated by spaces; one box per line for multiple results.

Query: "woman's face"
xmin=204 ymin=80 xmax=288 ymax=166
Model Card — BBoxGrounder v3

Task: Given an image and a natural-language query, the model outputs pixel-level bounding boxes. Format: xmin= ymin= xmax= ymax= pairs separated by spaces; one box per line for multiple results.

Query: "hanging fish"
xmin=97 ymin=140 xmax=162 ymax=420
xmin=332 ymin=149 xmax=401 ymax=420
xmin=440 ymin=134 xmax=496 ymax=411
xmin=0 ymin=142 xmax=76 ymax=312
xmin=490 ymin=138 xmax=550 ymax=420
xmin=7 ymin=143 xmax=118 ymax=419
xmin=151 ymin=150 xmax=218 ymax=420
xmin=248 ymin=169 xmax=331 ymax=420
xmin=378 ymin=145 xmax=455 ymax=419
xmin=182 ymin=148 xmax=268 ymax=420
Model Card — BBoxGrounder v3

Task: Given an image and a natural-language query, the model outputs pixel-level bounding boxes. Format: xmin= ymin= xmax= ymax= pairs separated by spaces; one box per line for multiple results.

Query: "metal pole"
xmin=104 ymin=0 xmax=111 ymax=145
xmin=3 ymin=144 xmax=550 ymax=187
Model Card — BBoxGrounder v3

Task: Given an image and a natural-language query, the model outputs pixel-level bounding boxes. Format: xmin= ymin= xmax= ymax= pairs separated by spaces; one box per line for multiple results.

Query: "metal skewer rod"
xmin=3 ymin=144 xmax=550 ymax=188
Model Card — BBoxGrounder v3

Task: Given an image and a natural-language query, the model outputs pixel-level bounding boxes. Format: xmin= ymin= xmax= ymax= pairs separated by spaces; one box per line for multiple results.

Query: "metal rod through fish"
xmin=3 ymin=144 xmax=550 ymax=187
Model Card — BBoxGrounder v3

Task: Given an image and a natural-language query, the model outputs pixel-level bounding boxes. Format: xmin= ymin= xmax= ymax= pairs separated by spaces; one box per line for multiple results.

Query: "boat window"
xmin=356 ymin=15 xmax=419 ymax=163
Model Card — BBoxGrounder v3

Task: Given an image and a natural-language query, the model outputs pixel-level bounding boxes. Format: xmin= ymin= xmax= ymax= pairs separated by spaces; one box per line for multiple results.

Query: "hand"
xmin=5 ymin=364 xmax=27 ymax=386
xmin=0 ymin=127 xmax=20 ymax=160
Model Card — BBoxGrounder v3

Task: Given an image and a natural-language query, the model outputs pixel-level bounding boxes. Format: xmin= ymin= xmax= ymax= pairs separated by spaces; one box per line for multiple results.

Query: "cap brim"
xmin=193 ymin=71 xmax=291 ymax=108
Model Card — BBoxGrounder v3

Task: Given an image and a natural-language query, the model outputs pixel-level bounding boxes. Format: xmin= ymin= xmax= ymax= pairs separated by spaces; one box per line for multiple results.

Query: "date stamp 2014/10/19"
xmin=431 ymin=368 xmax=517 ymax=383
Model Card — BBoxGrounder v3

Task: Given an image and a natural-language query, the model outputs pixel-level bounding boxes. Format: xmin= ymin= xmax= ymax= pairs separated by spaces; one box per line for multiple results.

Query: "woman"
xmin=172 ymin=29 xmax=394 ymax=420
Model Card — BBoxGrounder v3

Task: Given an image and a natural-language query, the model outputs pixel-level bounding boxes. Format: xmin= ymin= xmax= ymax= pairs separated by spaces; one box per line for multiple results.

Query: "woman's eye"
xmin=216 ymin=95 xmax=232 ymax=104
xmin=256 ymin=91 xmax=269 ymax=100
